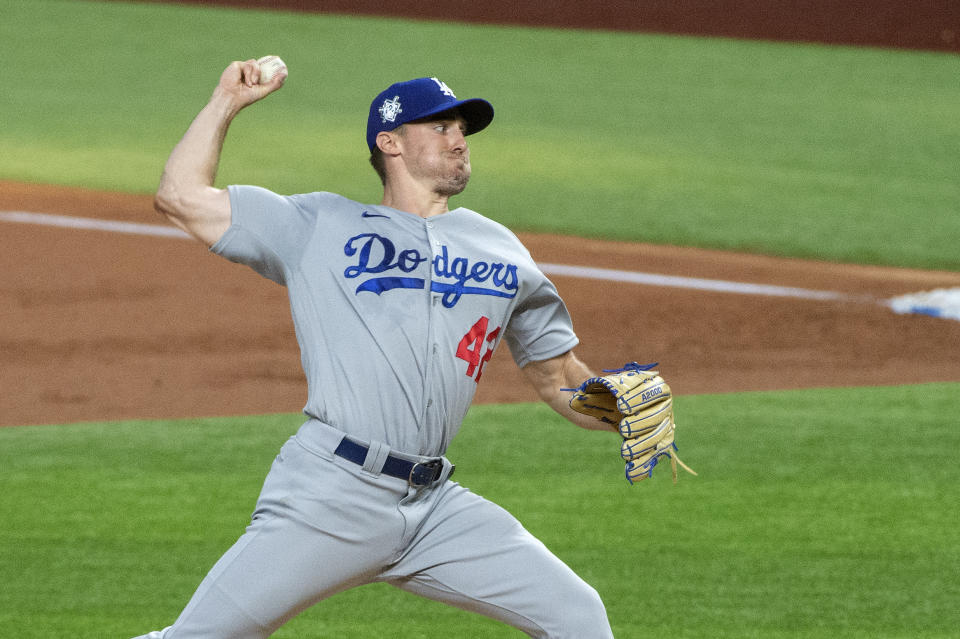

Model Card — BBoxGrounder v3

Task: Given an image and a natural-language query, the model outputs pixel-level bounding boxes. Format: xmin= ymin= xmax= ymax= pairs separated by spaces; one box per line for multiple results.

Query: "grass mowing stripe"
xmin=1 ymin=383 xmax=958 ymax=637
xmin=1 ymin=1 xmax=958 ymax=270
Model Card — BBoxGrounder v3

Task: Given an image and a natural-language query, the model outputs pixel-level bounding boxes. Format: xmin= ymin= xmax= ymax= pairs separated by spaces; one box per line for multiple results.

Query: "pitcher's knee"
xmin=543 ymin=582 xmax=613 ymax=638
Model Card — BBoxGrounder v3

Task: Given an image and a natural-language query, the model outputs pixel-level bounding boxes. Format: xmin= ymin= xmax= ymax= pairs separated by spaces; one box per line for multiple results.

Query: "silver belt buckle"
xmin=408 ymin=460 xmax=442 ymax=486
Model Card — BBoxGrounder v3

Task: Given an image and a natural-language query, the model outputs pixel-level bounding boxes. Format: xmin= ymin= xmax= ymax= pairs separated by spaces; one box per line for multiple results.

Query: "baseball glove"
xmin=568 ymin=362 xmax=696 ymax=484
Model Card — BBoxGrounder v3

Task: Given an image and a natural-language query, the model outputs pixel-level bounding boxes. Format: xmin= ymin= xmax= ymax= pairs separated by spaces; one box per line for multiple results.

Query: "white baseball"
xmin=257 ymin=55 xmax=287 ymax=84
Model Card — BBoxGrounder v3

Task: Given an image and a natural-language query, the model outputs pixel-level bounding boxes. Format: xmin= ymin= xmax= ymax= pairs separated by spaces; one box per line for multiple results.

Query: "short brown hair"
xmin=368 ymin=125 xmax=404 ymax=186
xmin=369 ymin=147 xmax=387 ymax=185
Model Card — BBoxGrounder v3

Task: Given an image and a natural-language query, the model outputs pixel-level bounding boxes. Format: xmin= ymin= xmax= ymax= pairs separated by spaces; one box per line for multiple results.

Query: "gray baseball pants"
xmin=132 ymin=419 xmax=613 ymax=638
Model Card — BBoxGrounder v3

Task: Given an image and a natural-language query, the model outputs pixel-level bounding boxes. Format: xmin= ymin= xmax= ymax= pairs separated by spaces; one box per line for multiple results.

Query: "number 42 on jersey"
xmin=456 ymin=316 xmax=501 ymax=383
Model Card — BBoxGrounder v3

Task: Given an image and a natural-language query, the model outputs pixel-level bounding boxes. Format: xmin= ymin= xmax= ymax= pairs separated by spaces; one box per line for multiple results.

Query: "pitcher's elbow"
xmin=153 ymin=182 xmax=178 ymax=217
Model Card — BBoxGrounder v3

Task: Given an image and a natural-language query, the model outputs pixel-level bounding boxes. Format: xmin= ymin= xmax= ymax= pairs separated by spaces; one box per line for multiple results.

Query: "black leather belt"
xmin=334 ymin=438 xmax=452 ymax=486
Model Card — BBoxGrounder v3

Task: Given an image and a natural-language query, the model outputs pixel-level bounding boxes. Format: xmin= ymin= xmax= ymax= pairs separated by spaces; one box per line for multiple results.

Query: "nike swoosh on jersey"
xmin=361 ymin=211 xmax=391 ymax=219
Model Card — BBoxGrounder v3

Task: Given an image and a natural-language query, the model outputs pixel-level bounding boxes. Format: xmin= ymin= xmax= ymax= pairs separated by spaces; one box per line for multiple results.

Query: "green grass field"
xmin=1 ymin=0 xmax=959 ymax=269
xmin=2 ymin=1 xmax=959 ymax=637
xmin=1 ymin=385 xmax=959 ymax=637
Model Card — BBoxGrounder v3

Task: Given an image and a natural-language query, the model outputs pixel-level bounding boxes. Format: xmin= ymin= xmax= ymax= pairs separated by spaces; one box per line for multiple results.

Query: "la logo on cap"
xmin=432 ymin=77 xmax=456 ymax=97
xmin=379 ymin=96 xmax=403 ymax=124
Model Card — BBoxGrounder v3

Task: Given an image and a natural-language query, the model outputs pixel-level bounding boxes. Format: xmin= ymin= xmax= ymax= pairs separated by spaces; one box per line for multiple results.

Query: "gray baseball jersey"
xmin=212 ymin=185 xmax=579 ymax=456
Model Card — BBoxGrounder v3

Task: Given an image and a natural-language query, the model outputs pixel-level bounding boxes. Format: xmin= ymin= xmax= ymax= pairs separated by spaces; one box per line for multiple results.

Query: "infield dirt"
xmin=3 ymin=180 xmax=960 ymax=427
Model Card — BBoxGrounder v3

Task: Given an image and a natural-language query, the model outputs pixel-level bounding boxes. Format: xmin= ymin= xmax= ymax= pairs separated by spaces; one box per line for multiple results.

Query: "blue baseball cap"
xmin=366 ymin=77 xmax=494 ymax=152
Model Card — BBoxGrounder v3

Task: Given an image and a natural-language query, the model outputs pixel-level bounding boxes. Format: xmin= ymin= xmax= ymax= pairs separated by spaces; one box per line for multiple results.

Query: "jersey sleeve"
xmin=210 ymin=185 xmax=316 ymax=285
xmin=504 ymin=267 xmax=579 ymax=368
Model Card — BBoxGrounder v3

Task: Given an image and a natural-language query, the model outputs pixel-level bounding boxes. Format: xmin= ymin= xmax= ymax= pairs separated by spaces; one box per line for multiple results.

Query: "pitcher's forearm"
xmin=153 ymin=58 xmax=286 ymax=246
xmin=155 ymin=91 xmax=239 ymax=213
xmin=522 ymin=351 xmax=617 ymax=433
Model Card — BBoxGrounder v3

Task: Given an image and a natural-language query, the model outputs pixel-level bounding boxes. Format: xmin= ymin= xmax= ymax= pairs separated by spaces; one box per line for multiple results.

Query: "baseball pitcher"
xmin=132 ymin=57 xmax=692 ymax=639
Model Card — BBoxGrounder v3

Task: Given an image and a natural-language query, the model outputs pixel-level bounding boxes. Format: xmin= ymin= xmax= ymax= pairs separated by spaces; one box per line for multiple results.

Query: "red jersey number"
xmin=456 ymin=316 xmax=501 ymax=383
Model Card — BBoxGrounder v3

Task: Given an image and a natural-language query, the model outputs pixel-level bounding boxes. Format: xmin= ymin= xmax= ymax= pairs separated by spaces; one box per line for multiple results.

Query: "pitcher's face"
xmin=399 ymin=116 xmax=472 ymax=197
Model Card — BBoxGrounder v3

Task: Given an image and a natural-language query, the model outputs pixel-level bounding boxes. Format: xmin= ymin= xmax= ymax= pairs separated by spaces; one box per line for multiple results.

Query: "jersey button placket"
xmin=423 ymin=224 xmax=443 ymax=444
